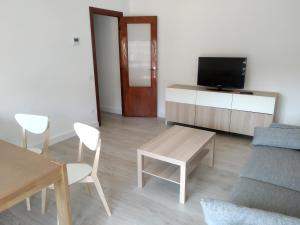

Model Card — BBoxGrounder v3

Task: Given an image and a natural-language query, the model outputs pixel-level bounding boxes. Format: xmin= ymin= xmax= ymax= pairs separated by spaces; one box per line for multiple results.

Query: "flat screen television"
xmin=197 ymin=57 xmax=247 ymax=89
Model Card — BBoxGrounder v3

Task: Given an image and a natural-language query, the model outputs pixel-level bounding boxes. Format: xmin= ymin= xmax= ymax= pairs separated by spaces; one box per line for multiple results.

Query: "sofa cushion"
xmin=240 ymin=147 xmax=300 ymax=192
xmin=252 ymin=127 xmax=300 ymax=150
xmin=230 ymin=177 xmax=300 ymax=218
xmin=200 ymin=198 xmax=300 ymax=225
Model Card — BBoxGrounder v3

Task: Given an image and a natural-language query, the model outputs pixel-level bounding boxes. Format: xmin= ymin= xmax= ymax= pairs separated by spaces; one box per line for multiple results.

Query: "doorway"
xmin=89 ymin=7 xmax=158 ymax=126
xmin=89 ymin=7 xmax=123 ymax=126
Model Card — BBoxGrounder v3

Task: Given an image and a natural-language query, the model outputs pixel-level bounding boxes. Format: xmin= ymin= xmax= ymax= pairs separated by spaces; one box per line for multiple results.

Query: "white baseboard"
xmin=100 ymin=105 xmax=122 ymax=115
xmin=39 ymin=109 xmax=163 ymax=148
xmin=158 ymin=111 xmax=165 ymax=119
xmin=48 ymin=129 xmax=76 ymax=146
xmin=32 ymin=121 xmax=98 ymax=148
xmin=101 ymin=106 xmax=165 ymax=119
xmin=49 ymin=121 xmax=99 ymax=146
xmin=101 ymin=104 xmax=164 ymax=118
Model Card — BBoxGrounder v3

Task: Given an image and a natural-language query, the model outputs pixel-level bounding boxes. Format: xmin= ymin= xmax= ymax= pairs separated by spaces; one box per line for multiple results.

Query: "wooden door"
xmin=120 ymin=16 xmax=157 ymax=117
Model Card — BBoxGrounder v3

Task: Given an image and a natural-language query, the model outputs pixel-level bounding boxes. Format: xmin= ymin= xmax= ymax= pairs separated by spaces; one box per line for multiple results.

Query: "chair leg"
xmin=41 ymin=188 xmax=48 ymax=214
xmin=93 ymin=176 xmax=111 ymax=216
xmin=26 ymin=198 xmax=31 ymax=211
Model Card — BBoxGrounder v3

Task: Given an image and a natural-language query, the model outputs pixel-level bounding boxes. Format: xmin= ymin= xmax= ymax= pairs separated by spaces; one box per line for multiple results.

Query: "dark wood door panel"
xmin=124 ymin=88 xmax=157 ymax=117
xmin=120 ymin=16 xmax=157 ymax=117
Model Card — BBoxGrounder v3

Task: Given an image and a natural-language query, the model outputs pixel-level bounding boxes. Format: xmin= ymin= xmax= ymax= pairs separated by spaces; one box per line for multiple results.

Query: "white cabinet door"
xmin=196 ymin=91 xmax=232 ymax=109
xmin=232 ymin=94 xmax=276 ymax=114
xmin=166 ymin=88 xmax=197 ymax=105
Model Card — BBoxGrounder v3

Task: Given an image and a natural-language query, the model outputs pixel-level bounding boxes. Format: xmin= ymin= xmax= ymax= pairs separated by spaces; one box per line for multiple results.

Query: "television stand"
xmin=165 ymin=84 xmax=278 ymax=136
xmin=206 ymin=87 xmax=234 ymax=92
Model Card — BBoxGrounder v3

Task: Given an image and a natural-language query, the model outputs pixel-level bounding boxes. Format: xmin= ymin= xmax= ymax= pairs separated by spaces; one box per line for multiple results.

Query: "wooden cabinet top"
xmin=168 ymin=84 xmax=278 ymax=98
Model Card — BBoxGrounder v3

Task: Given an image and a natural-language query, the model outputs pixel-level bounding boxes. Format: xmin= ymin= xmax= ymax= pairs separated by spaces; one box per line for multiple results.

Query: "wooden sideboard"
xmin=165 ymin=84 xmax=278 ymax=136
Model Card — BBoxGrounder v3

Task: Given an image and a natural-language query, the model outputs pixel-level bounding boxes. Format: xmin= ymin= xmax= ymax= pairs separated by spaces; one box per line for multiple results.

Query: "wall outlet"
xmin=73 ymin=37 xmax=80 ymax=46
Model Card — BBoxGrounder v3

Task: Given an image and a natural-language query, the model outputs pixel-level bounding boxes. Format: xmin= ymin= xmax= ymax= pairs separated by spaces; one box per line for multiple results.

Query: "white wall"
xmin=94 ymin=15 xmax=122 ymax=115
xmin=0 ymin=0 xmax=128 ymax=145
xmin=1 ymin=0 xmax=299 ymax=146
xmin=129 ymin=0 xmax=300 ymax=125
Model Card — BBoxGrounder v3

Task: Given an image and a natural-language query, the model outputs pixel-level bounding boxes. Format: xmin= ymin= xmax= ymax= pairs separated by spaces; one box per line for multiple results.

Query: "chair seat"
xmin=28 ymin=147 xmax=43 ymax=154
xmin=67 ymin=163 xmax=92 ymax=185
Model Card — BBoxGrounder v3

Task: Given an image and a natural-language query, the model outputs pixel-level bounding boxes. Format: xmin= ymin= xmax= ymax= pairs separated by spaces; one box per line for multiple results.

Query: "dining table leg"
xmin=54 ymin=164 xmax=72 ymax=225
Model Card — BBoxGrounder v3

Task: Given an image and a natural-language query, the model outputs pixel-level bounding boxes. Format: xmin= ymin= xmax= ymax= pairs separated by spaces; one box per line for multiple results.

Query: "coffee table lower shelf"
xmin=143 ymin=160 xmax=180 ymax=184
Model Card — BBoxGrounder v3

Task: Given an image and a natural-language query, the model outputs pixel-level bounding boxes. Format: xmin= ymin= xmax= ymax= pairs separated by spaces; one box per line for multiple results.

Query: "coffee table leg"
xmin=209 ymin=137 xmax=215 ymax=168
xmin=179 ymin=164 xmax=187 ymax=204
xmin=137 ymin=152 xmax=144 ymax=188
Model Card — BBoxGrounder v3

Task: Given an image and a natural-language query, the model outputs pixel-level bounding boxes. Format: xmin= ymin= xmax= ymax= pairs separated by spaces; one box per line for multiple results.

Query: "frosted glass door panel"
xmin=127 ymin=24 xmax=151 ymax=87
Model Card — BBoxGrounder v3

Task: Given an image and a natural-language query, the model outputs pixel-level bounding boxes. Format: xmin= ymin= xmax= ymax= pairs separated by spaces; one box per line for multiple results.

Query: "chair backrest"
xmin=74 ymin=122 xmax=102 ymax=175
xmin=15 ymin=114 xmax=49 ymax=134
xmin=74 ymin=122 xmax=100 ymax=151
xmin=15 ymin=113 xmax=49 ymax=154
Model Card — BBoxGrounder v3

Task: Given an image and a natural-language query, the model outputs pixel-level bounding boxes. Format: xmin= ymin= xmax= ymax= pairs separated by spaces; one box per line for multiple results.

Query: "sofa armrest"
xmin=270 ymin=123 xmax=300 ymax=129
xmin=252 ymin=127 xmax=300 ymax=150
xmin=200 ymin=198 xmax=300 ymax=225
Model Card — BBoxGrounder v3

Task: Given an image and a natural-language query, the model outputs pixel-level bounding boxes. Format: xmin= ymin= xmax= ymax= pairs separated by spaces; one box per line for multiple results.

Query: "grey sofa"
xmin=201 ymin=124 xmax=300 ymax=225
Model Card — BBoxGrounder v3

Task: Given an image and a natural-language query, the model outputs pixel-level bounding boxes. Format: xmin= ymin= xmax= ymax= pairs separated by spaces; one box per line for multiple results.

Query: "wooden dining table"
xmin=0 ymin=140 xmax=72 ymax=225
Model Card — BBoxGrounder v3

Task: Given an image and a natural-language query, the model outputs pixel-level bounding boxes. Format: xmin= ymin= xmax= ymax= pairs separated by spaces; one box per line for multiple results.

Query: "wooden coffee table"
xmin=137 ymin=125 xmax=215 ymax=204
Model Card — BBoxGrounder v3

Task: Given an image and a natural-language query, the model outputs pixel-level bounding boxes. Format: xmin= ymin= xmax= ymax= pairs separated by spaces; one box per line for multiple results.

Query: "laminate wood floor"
xmin=0 ymin=113 xmax=252 ymax=225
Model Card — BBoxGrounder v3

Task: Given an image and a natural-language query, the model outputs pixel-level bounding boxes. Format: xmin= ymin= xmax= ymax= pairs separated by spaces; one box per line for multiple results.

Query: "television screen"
xmin=197 ymin=57 xmax=247 ymax=89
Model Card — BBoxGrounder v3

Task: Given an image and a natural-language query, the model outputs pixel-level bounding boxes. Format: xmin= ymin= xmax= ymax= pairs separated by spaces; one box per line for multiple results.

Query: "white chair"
xmin=15 ymin=113 xmax=50 ymax=211
xmin=42 ymin=122 xmax=111 ymax=217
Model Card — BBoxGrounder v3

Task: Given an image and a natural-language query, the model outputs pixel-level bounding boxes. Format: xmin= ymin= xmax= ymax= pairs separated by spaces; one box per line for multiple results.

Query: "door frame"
xmin=89 ymin=7 xmax=123 ymax=126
